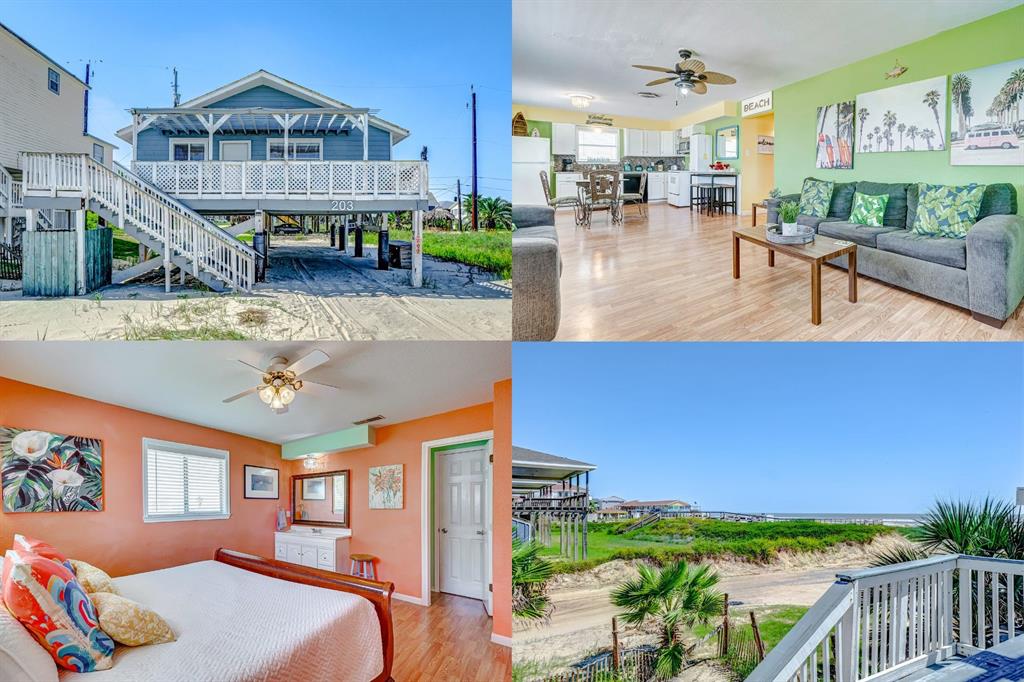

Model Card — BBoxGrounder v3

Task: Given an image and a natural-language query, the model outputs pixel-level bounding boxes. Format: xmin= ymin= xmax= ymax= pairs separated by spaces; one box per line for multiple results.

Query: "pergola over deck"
xmin=127 ymin=106 xmax=379 ymax=161
xmin=513 ymin=446 xmax=596 ymax=561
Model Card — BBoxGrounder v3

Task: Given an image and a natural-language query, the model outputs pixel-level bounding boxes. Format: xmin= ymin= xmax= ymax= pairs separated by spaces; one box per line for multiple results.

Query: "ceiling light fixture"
xmin=302 ymin=454 xmax=324 ymax=471
xmin=568 ymin=93 xmax=594 ymax=110
xmin=257 ymin=369 xmax=303 ymax=412
xmin=676 ymin=81 xmax=694 ymax=97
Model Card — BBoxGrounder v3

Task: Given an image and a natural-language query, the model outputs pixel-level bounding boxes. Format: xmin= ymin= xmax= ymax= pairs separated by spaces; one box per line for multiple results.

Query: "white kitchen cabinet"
xmin=647 ymin=172 xmax=667 ymax=201
xmin=552 ymin=123 xmax=577 ymax=155
xmin=659 ymin=131 xmax=675 ymax=156
xmin=554 ymin=172 xmax=583 ymax=201
xmin=643 ymin=130 xmax=660 ymax=156
xmin=275 ymin=527 xmax=351 ymax=574
xmin=623 ymin=128 xmax=644 ymax=156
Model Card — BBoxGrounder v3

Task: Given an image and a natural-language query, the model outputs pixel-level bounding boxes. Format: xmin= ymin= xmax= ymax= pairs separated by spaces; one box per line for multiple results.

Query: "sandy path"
xmin=0 ymin=238 xmax=510 ymax=340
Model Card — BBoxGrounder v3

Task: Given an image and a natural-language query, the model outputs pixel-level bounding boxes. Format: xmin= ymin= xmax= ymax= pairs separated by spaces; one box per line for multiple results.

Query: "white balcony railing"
xmin=12 ymin=181 xmax=23 ymax=208
xmin=751 ymin=554 xmax=1024 ymax=681
xmin=131 ymin=160 xmax=429 ymax=201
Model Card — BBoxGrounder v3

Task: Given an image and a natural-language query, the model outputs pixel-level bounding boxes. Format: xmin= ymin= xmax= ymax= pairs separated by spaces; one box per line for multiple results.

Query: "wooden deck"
xmin=552 ymin=203 xmax=1024 ymax=341
xmin=392 ymin=592 xmax=510 ymax=681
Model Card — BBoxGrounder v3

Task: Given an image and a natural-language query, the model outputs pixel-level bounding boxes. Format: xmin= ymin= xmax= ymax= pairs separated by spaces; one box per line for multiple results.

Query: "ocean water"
xmin=766 ymin=512 xmax=925 ymax=527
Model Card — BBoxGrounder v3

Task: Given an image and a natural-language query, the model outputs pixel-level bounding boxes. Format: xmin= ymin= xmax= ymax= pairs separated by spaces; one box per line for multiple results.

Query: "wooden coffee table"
xmin=732 ymin=224 xmax=858 ymax=325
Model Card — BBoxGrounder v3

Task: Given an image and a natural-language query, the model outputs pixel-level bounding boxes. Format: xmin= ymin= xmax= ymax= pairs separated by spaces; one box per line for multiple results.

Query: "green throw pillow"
xmin=912 ymin=183 xmax=988 ymax=239
xmin=849 ymin=192 xmax=889 ymax=227
xmin=798 ymin=178 xmax=834 ymax=218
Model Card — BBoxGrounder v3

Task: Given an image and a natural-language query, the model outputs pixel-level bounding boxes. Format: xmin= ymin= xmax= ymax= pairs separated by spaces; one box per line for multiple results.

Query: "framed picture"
xmin=757 ymin=135 xmax=774 ymax=155
xmin=815 ymin=101 xmax=853 ymax=168
xmin=302 ymin=476 xmax=326 ymax=500
xmin=950 ymin=58 xmax=1024 ymax=166
xmin=1 ymin=427 xmax=103 ymax=512
xmin=856 ymin=76 xmax=947 ymax=154
xmin=369 ymin=464 xmax=403 ymax=510
xmin=243 ymin=465 xmax=279 ymax=499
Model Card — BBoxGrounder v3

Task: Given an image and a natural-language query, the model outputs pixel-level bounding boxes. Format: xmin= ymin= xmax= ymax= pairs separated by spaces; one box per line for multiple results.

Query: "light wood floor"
xmin=393 ymin=593 xmax=510 ymax=681
xmin=554 ymin=203 xmax=1024 ymax=340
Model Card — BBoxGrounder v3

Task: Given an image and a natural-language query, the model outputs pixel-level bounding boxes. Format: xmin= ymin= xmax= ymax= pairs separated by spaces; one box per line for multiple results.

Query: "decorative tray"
xmin=766 ymin=224 xmax=815 ymax=245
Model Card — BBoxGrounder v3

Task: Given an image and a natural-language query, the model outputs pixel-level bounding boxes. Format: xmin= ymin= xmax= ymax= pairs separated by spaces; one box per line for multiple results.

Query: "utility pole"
xmin=82 ymin=62 xmax=91 ymax=135
xmin=471 ymin=85 xmax=478 ymax=231
xmin=171 ymin=67 xmax=180 ymax=107
xmin=456 ymin=179 xmax=462 ymax=231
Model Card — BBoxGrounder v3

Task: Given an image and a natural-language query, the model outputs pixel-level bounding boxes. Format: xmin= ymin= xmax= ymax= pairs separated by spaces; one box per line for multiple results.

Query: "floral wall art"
xmin=950 ymin=58 xmax=1024 ymax=166
xmin=369 ymin=464 xmax=403 ymax=510
xmin=1 ymin=428 xmax=103 ymax=512
xmin=856 ymin=76 xmax=947 ymax=154
xmin=815 ymin=100 xmax=855 ymax=168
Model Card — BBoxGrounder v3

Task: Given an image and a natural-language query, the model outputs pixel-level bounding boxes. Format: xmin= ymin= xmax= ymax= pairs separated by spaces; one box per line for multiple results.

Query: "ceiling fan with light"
xmin=222 ymin=349 xmax=339 ymax=414
xmin=632 ymin=49 xmax=736 ymax=99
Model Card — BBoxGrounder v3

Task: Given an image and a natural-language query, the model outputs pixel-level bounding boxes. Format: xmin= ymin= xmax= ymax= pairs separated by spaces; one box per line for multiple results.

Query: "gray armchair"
xmin=512 ymin=205 xmax=560 ymax=340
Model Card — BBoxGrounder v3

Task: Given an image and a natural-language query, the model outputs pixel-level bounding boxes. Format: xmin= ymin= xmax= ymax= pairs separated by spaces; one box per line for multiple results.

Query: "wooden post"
xmin=411 ymin=209 xmax=423 ymax=287
xmin=74 ymin=208 xmax=85 ymax=295
xmin=750 ymin=611 xmax=766 ymax=661
xmin=611 ymin=617 xmax=621 ymax=672
xmin=721 ymin=593 xmax=730 ymax=657
xmin=25 ymin=208 xmax=36 ymax=233
xmin=378 ymin=212 xmax=390 ymax=270
xmin=354 ymin=215 xmax=363 ymax=257
xmin=341 ymin=216 xmax=348 ymax=254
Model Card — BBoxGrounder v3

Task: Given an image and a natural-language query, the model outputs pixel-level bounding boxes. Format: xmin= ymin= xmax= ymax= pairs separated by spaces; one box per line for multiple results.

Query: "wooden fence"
xmin=22 ymin=228 xmax=111 ymax=296
xmin=540 ymin=647 xmax=657 ymax=682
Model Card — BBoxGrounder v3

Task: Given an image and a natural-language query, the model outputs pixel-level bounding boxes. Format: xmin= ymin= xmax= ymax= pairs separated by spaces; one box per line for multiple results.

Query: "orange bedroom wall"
xmin=0 ymin=376 xmax=282 ymax=577
xmin=491 ymin=378 xmax=512 ymax=641
xmin=282 ymin=397 xmax=501 ymax=602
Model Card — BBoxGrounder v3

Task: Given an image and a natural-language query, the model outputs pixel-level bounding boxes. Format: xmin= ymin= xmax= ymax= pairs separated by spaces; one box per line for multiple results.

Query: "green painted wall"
xmin=702 ymin=115 xmax=742 ymax=168
xmin=773 ymin=5 xmax=1024 ymax=211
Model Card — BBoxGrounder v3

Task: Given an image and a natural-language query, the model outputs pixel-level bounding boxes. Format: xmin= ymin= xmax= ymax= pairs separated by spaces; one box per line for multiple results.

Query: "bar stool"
xmin=716 ymin=185 xmax=737 ymax=215
xmin=697 ymin=184 xmax=717 ymax=216
xmin=351 ymin=553 xmax=378 ymax=580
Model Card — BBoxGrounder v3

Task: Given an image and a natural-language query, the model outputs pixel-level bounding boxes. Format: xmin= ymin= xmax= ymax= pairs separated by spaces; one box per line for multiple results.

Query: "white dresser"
xmin=274 ymin=527 xmax=351 ymax=574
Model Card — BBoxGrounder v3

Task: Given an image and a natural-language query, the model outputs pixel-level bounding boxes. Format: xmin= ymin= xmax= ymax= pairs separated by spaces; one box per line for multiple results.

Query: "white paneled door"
xmin=438 ymin=446 xmax=487 ymax=600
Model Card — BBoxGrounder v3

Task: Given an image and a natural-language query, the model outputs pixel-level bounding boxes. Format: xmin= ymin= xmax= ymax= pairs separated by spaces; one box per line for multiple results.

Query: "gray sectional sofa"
xmin=512 ymin=205 xmax=561 ymax=340
xmin=767 ymin=181 xmax=1023 ymax=327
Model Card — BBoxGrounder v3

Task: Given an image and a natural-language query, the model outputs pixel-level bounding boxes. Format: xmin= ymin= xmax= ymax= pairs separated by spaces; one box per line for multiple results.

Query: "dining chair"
xmin=581 ymin=170 xmax=622 ymax=228
xmin=621 ymin=171 xmax=647 ymax=218
xmin=540 ymin=170 xmax=579 ymax=211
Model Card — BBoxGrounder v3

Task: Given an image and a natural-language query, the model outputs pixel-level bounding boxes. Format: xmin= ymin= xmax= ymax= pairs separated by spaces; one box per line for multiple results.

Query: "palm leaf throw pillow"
xmin=798 ymin=178 xmax=834 ymax=218
xmin=912 ymin=183 xmax=987 ymax=239
xmin=849 ymin=192 xmax=889 ymax=227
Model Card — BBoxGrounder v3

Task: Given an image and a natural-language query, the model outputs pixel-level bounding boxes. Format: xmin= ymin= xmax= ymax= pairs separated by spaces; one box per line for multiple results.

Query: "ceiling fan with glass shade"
xmin=632 ymin=49 xmax=736 ymax=99
xmin=222 ymin=349 xmax=339 ymax=414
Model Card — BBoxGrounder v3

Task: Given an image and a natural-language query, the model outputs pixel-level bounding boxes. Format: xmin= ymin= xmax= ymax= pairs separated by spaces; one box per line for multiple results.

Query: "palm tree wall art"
xmin=815 ymin=99 xmax=855 ymax=169
xmin=950 ymin=58 xmax=1024 ymax=166
xmin=856 ymin=75 xmax=947 ymax=153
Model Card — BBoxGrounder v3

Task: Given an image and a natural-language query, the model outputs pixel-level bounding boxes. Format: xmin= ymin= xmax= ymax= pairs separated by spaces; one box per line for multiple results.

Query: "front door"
xmin=437 ymin=446 xmax=487 ymax=599
xmin=221 ymin=141 xmax=249 ymax=161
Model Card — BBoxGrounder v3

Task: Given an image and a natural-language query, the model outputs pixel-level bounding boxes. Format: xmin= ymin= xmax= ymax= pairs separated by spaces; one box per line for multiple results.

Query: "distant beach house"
xmin=619 ymin=499 xmax=692 ymax=517
xmin=512 ymin=446 xmax=595 ymax=560
xmin=2 ymin=22 xmax=433 ymax=297
xmin=594 ymin=495 xmax=625 ymax=509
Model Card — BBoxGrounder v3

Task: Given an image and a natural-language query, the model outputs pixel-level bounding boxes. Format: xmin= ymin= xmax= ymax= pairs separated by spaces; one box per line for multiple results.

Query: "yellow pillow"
xmin=69 ymin=560 xmax=119 ymax=595
xmin=91 ymin=593 xmax=176 ymax=646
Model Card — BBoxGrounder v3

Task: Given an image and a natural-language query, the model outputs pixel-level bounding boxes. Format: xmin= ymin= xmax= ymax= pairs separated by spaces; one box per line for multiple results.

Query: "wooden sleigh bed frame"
xmin=214 ymin=548 xmax=395 ymax=682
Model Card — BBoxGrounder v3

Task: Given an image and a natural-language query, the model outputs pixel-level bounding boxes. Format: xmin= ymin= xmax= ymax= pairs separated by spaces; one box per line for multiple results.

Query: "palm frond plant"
xmin=611 ymin=560 xmax=723 ymax=679
xmin=513 ymin=537 xmax=555 ymax=622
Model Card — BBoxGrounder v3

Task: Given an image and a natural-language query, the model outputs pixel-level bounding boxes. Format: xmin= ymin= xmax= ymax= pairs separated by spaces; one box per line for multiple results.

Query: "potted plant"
xmin=778 ymin=200 xmax=800 ymax=236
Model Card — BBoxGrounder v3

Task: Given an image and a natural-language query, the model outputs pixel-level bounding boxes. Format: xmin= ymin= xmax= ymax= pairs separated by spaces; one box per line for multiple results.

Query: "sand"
xmin=514 ymin=535 xmax=916 ymax=678
xmin=0 ymin=236 xmax=510 ymax=340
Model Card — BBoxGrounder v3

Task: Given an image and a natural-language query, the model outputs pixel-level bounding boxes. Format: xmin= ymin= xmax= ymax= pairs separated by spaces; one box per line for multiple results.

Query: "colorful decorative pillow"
xmin=912 ymin=183 xmax=988 ymax=239
xmin=849 ymin=192 xmax=889 ymax=227
xmin=1 ymin=550 xmax=113 ymax=672
xmin=0 ymin=602 xmax=59 ymax=682
xmin=12 ymin=537 xmax=73 ymax=574
xmin=90 ymin=593 xmax=175 ymax=647
xmin=67 ymin=561 xmax=118 ymax=596
xmin=798 ymin=178 xmax=835 ymax=218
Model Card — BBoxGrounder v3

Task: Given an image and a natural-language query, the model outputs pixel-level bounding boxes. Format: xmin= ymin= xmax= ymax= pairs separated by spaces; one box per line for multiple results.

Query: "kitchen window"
xmin=267 ymin=139 xmax=322 ymax=160
xmin=576 ymin=127 xmax=619 ymax=164
xmin=47 ymin=68 xmax=60 ymax=94
xmin=170 ymin=139 xmax=207 ymax=161
xmin=142 ymin=438 xmax=230 ymax=523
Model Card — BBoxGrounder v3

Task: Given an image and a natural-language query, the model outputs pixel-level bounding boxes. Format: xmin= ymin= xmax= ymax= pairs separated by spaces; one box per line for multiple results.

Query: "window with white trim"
xmin=576 ymin=127 xmax=619 ymax=164
xmin=142 ymin=439 xmax=230 ymax=522
xmin=267 ymin=139 xmax=322 ymax=160
xmin=47 ymin=68 xmax=60 ymax=94
xmin=170 ymin=139 xmax=207 ymax=161
xmin=92 ymin=144 xmax=104 ymax=164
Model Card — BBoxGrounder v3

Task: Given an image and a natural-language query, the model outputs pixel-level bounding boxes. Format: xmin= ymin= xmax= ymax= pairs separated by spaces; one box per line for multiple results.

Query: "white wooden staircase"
xmin=20 ymin=153 xmax=256 ymax=292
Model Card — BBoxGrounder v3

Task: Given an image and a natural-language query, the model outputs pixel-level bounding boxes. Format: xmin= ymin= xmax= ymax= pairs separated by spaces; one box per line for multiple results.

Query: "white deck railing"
xmin=12 ymin=181 xmax=23 ymax=208
xmin=21 ymin=152 xmax=255 ymax=291
xmin=131 ymin=159 xmax=429 ymax=200
xmin=751 ymin=554 xmax=1024 ymax=681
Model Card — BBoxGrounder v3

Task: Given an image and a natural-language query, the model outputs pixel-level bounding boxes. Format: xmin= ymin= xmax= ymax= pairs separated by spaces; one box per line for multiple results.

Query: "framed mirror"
xmin=716 ymin=125 xmax=739 ymax=160
xmin=291 ymin=470 xmax=349 ymax=527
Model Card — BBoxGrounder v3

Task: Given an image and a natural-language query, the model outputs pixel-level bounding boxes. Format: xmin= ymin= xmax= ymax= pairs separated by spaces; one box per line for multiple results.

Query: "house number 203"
xmin=331 ymin=200 xmax=355 ymax=211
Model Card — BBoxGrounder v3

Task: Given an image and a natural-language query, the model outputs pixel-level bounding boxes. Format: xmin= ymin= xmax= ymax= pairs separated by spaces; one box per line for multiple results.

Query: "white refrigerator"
xmin=689 ymin=133 xmax=713 ymax=172
xmin=512 ymin=137 xmax=550 ymax=206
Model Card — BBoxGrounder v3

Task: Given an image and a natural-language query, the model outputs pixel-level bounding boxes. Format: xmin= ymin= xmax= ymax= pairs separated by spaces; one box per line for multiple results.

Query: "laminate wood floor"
xmin=553 ymin=203 xmax=1024 ymax=341
xmin=392 ymin=593 xmax=510 ymax=681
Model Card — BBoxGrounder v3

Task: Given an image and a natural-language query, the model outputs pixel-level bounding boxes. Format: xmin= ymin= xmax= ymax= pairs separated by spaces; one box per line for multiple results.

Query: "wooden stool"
xmin=350 ymin=553 xmax=378 ymax=580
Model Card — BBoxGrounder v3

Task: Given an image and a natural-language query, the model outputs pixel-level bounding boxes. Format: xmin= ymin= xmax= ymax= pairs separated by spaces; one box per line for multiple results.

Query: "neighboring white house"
xmin=594 ymin=495 xmax=625 ymax=510
xmin=0 ymin=21 xmax=116 ymax=241
xmin=619 ymin=499 xmax=692 ymax=517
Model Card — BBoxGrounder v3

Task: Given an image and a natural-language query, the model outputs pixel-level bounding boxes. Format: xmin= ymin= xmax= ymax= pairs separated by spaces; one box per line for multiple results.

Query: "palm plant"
xmin=611 ymin=560 xmax=723 ymax=679
xmin=923 ymin=90 xmax=942 ymax=143
xmin=857 ymin=107 xmax=869 ymax=151
xmin=513 ymin=538 xmax=555 ymax=622
xmin=461 ymin=195 xmax=513 ymax=231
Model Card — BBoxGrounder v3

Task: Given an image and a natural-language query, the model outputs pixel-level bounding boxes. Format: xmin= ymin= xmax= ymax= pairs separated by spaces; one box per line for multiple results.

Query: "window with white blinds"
xmin=142 ymin=439 xmax=230 ymax=522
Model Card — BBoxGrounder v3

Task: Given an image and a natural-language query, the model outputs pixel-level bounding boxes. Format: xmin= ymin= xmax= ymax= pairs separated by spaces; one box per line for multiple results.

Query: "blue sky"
xmin=1 ymin=0 xmax=510 ymax=201
xmin=513 ymin=343 xmax=1024 ymax=514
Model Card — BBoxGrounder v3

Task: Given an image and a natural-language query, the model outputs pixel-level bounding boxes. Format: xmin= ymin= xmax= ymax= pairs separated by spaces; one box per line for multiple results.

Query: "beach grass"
xmin=541 ymin=519 xmax=894 ymax=572
xmin=353 ymin=228 xmax=512 ymax=279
